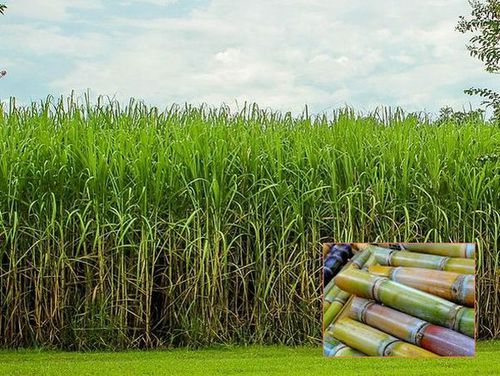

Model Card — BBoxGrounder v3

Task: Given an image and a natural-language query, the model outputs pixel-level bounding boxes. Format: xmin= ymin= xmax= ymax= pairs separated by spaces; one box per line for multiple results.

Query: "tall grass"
xmin=0 ymin=96 xmax=499 ymax=349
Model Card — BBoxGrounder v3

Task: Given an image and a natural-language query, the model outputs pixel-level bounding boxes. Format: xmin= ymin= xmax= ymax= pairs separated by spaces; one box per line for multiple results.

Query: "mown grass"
xmin=0 ymin=96 xmax=499 ymax=349
xmin=0 ymin=341 xmax=499 ymax=376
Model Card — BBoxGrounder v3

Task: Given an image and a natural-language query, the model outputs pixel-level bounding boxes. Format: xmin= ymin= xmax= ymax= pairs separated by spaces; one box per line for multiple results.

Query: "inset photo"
xmin=323 ymin=243 xmax=475 ymax=357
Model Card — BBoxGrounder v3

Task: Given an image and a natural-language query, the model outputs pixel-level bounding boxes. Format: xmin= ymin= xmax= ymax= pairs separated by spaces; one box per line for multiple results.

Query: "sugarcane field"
xmin=3 ymin=0 xmax=500 ymax=375
xmin=323 ymin=243 xmax=477 ymax=357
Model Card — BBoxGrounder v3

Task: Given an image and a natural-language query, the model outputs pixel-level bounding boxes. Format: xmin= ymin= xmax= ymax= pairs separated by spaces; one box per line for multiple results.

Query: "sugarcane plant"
xmin=1 ymin=99 xmax=498 ymax=350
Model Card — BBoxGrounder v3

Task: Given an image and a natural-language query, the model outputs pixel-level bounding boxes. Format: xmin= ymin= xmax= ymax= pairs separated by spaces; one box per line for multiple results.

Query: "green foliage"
xmin=0 ymin=97 xmax=499 ymax=350
xmin=464 ymin=87 xmax=500 ymax=119
xmin=0 ymin=342 xmax=500 ymax=375
xmin=437 ymin=106 xmax=486 ymax=125
xmin=457 ymin=0 xmax=500 ymax=118
xmin=457 ymin=0 xmax=500 ymax=73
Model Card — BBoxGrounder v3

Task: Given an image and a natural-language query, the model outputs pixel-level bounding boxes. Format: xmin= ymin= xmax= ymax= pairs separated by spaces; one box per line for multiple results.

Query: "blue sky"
xmin=0 ymin=0 xmax=498 ymax=115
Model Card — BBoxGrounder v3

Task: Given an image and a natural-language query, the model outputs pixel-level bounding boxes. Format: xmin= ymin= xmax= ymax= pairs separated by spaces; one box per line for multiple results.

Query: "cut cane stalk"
xmin=369 ymin=246 xmax=474 ymax=275
xmin=350 ymin=297 xmax=475 ymax=356
xmin=334 ymin=269 xmax=475 ymax=337
xmin=369 ymin=265 xmax=475 ymax=307
xmin=403 ymin=243 xmax=475 ymax=259
xmin=331 ymin=318 xmax=438 ymax=357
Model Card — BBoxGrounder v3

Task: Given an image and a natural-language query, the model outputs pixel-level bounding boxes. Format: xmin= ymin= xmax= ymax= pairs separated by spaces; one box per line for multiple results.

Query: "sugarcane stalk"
xmin=362 ymin=253 xmax=377 ymax=270
xmin=369 ymin=265 xmax=475 ymax=307
xmin=324 ymin=285 xmax=345 ymax=303
xmin=334 ymin=269 xmax=475 ymax=337
xmin=349 ymin=248 xmax=371 ymax=269
xmin=370 ymin=246 xmax=474 ymax=275
xmin=325 ymin=248 xmax=372 ymax=295
xmin=352 ymin=243 xmax=370 ymax=252
xmin=324 ymin=276 xmax=336 ymax=298
xmin=375 ymin=243 xmax=404 ymax=250
xmin=323 ymin=248 xmax=373 ymax=329
xmin=323 ymin=242 xmax=334 ymax=257
xmin=323 ymin=289 xmax=350 ymax=330
xmin=350 ymin=297 xmax=475 ymax=356
xmin=323 ymin=333 xmax=365 ymax=357
xmin=324 ymin=248 xmax=371 ymax=303
xmin=403 ymin=243 xmax=475 ymax=259
xmin=355 ymin=243 xmax=382 ymax=270
xmin=324 ymin=244 xmax=352 ymax=285
xmin=331 ymin=318 xmax=438 ymax=357
xmin=324 ymin=300 xmax=331 ymax=314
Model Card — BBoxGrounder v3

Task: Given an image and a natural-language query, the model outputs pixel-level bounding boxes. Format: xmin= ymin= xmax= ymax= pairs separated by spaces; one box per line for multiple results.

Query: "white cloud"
xmin=391 ymin=55 xmax=415 ymax=65
xmin=4 ymin=0 xmax=103 ymax=21
xmin=120 ymin=0 xmax=179 ymax=5
xmin=3 ymin=0 xmax=498 ymax=113
xmin=1 ymin=25 xmax=108 ymax=58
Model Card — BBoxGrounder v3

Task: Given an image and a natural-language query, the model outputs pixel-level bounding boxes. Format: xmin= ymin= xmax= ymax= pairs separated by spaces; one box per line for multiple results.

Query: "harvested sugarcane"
xmin=362 ymin=253 xmax=378 ymax=271
xmin=323 ymin=242 xmax=476 ymax=357
xmin=323 ymin=291 xmax=346 ymax=325
xmin=323 ymin=289 xmax=350 ymax=330
xmin=350 ymin=297 xmax=475 ymax=356
xmin=352 ymin=243 xmax=370 ymax=252
xmin=324 ymin=249 xmax=371 ymax=303
xmin=369 ymin=265 xmax=475 ymax=307
xmin=324 ymin=341 xmax=366 ymax=357
xmin=330 ymin=318 xmax=438 ymax=357
xmin=375 ymin=243 xmax=404 ymax=250
xmin=354 ymin=243 xmax=390 ymax=271
xmin=370 ymin=246 xmax=474 ymax=275
xmin=323 ymin=242 xmax=334 ymax=257
xmin=349 ymin=248 xmax=372 ymax=269
xmin=324 ymin=248 xmax=371 ymax=303
xmin=403 ymin=243 xmax=475 ymax=259
xmin=334 ymin=269 xmax=475 ymax=337
xmin=323 ymin=333 xmax=365 ymax=357
xmin=324 ymin=244 xmax=352 ymax=286
xmin=323 ymin=248 xmax=372 ymax=328
xmin=328 ymin=247 xmax=372 ymax=285
xmin=324 ymin=277 xmax=336 ymax=298
xmin=324 ymin=285 xmax=346 ymax=304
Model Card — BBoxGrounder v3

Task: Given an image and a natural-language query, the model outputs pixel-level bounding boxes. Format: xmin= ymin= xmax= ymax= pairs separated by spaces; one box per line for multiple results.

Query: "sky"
xmin=0 ymin=0 xmax=498 ymax=115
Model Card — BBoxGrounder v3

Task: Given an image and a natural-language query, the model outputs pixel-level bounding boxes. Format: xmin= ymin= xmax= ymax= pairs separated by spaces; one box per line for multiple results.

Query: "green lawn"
xmin=0 ymin=341 xmax=498 ymax=376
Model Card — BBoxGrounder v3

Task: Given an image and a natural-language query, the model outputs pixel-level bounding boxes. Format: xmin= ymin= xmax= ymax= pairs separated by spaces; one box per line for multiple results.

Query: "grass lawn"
xmin=0 ymin=341 xmax=498 ymax=376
